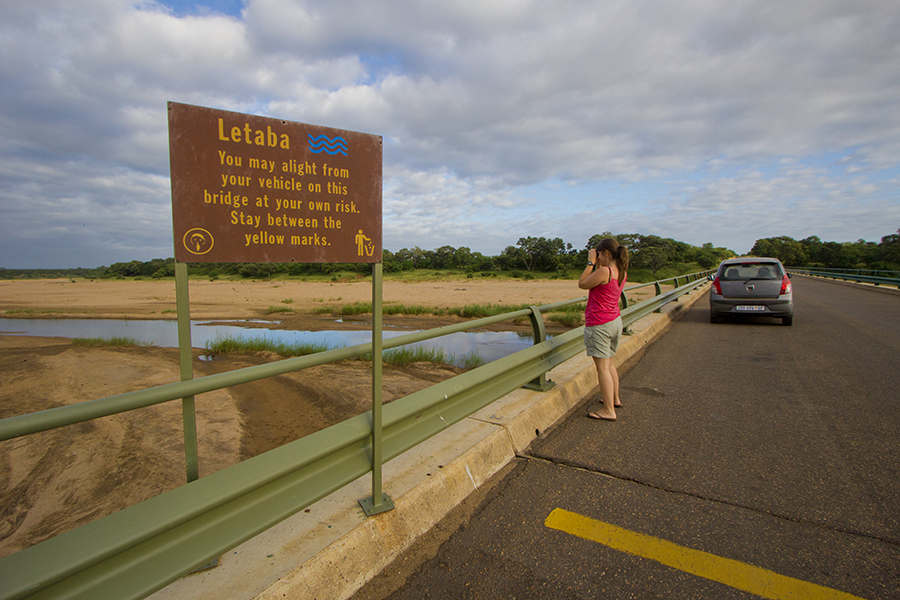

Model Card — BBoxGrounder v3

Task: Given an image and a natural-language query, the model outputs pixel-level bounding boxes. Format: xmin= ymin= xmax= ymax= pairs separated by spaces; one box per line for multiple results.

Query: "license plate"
xmin=736 ymin=305 xmax=766 ymax=312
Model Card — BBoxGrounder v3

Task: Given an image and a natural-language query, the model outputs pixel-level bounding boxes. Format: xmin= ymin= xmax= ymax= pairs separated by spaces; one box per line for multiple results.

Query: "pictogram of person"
xmin=355 ymin=229 xmax=371 ymax=256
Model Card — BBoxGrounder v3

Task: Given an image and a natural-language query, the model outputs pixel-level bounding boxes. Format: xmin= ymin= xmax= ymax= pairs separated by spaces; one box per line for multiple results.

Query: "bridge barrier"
xmin=0 ymin=272 xmax=711 ymax=600
xmin=788 ymin=267 xmax=900 ymax=290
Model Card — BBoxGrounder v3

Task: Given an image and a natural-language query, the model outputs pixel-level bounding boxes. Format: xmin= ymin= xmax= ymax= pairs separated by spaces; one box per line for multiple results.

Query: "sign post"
xmin=167 ymin=102 xmax=390 ymax=512
xmin=174 ymin=262 xmax=199 ymax=483
xmin=358 ymin=262 xmax=394 ymax=516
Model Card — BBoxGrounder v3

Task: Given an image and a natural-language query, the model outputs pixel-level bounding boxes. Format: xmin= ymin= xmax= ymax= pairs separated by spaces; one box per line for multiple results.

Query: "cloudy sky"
xmin=2 ymin=0 xmax=899 ymax=268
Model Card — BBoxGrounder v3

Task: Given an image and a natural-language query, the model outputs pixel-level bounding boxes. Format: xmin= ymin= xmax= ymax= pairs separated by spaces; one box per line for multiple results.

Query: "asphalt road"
xmin=352 ymin=277 xmax=900 ymax=600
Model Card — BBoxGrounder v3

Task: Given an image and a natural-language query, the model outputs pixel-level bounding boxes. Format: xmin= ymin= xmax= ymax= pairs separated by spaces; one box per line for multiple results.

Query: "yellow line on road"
xmin=545 ymin=508 xmax=865 ymax=600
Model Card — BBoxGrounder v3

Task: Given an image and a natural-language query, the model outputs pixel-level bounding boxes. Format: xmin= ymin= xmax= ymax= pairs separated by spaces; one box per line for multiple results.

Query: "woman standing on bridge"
xmin=579 ymin=237 xmax=629 ymax=421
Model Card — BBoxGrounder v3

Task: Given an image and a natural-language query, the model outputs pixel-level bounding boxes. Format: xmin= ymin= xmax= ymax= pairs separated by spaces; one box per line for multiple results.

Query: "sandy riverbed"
xmin=0 ymin=276 xmax=604 ymax=557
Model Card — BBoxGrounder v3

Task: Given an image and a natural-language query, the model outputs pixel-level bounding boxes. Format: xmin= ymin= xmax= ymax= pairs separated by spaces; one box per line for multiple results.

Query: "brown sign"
xmin=168 ymin=102 xmax=382 ymax=263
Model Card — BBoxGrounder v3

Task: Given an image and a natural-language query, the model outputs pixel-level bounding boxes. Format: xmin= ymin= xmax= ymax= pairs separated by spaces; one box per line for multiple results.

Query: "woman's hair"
xmin=596 ymin=237 xmax=629 ymax=284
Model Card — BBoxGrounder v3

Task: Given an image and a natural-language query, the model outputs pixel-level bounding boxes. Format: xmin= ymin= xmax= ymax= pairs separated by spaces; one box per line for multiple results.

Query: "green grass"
xmin=203 ymin=333 xmax=485 ymax=368
xmin=72 ymin=336 xmax=152 ymax=347
xmin=451 ymin=303 xmax=535 ymax=318
xmin=329 ymin=300 xmax=588 ymax=329
xmin=548 ymin=312 xmax=583 ymax=327
xmin=300 ymin=269 xmax=576 ymax=284
xmin=548 ymin=303 xmax=586 ymax=325
xmin=372 ymin=346 xmax=485 ymax=368
xmin=205 ymin=334 xmax=329 ymax=357
xmin=335 ymin=301 xmax=538 ymax=319
xmin=340 ymin=301 xmax=432 ymax=316
xmin=387 ymin=269 xmax=472 ymax=283
xmin=458 ymin=352 xmax=487 ymax=369
xmin=265 ymin=305 xmax=295 ymax=314
xmin=5 ymin=308 xmax=64 ymax=315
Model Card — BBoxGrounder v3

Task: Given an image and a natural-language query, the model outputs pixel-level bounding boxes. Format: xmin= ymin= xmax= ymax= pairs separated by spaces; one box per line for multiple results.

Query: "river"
xmin=0 ymin=318 xmax=542 ymax=367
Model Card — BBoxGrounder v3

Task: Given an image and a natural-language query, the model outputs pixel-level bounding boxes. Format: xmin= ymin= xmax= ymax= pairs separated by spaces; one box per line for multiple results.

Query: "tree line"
xmin=749 ymin=230 xmax=900 ymax=270
xmin=3 ymin=229 xmax=896 ymax=281
xmin=0 ymin=233 xmax=733 ymax=280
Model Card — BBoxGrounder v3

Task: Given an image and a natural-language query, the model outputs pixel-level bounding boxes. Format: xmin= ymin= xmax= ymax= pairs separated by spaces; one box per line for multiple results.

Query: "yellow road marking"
xmin=545 ymin=508 xmax=865 ymax=600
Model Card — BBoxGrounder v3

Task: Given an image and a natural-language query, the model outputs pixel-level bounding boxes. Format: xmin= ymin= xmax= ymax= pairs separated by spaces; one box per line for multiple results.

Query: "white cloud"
xmin=1 ymin=0 xmax=899 ymax=267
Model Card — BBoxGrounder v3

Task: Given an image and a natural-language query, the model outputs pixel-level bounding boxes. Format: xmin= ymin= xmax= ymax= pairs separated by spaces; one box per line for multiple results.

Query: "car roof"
xmin=719 ymin=256 xmax=783 ymax=266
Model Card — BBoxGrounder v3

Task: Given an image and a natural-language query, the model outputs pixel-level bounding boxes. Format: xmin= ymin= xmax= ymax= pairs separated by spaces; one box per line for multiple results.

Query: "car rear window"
xmin=720 ymin=262 xmax=783 ymax=280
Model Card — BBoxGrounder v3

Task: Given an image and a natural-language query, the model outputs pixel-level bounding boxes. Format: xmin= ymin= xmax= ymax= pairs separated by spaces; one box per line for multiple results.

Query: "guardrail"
xmin=787 ymin=267 xmax=900 ymax=289
xmin=0 ymin=271 xmax=711 ymax=600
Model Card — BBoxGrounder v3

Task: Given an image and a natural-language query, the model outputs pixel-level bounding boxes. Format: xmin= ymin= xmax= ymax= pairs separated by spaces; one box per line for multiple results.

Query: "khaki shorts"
xmin=584 ymin=317 xmax=622 ymax=359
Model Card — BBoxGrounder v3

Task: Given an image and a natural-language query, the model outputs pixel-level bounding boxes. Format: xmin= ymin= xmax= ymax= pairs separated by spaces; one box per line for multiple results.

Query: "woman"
xmin=578 ymin=237 xmax=629 ymax=421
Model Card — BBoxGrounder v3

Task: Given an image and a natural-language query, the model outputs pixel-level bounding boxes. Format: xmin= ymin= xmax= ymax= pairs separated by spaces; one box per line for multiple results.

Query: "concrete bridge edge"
xmin=148 ymin=283 xmax=710 ymax=600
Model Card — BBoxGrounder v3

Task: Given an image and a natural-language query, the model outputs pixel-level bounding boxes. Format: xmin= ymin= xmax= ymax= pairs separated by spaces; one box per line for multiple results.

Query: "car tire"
xmin=782 ymin=316 xmax=793 ymax=326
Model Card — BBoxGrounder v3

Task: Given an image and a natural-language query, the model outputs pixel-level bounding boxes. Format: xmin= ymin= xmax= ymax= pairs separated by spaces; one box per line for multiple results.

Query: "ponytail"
xmin=596 ymin=237 xmax=629 ymax=284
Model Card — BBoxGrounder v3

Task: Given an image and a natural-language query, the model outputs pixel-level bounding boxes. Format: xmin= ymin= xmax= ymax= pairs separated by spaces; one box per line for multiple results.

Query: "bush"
xmin=151 ymin=263 xmax=176 ymax=278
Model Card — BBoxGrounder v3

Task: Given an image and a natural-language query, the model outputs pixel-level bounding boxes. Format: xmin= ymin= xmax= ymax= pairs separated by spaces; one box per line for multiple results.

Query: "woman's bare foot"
xmin=587 ymin=410 xmax=617 ymax=421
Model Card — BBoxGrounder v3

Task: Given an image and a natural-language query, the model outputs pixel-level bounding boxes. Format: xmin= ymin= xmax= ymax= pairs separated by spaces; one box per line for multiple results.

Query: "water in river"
xmin=0 ymin=318 xmax=539 ymax=367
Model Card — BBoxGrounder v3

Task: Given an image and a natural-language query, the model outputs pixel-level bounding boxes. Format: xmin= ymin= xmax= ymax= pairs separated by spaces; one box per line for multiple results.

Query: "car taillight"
xmin=780 ymin=275 xmax=791 ymax=295
xmin=713 ymin=276 xmax=722 ymax=295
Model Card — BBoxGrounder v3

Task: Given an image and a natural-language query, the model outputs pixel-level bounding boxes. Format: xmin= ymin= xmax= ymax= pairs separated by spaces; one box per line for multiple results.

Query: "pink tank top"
xmin=585 ymin=270 xmax=626 ymax=326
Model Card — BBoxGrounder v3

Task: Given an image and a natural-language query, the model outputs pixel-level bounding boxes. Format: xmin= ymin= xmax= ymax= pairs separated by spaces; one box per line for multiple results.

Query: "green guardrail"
xmin=0 ymin=272 xmax=711 ymax=600
xmin=787 ymin=267 xmax=900 ymax=289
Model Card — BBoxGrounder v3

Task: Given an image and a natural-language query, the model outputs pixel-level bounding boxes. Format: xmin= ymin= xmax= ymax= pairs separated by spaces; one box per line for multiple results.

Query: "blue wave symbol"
xmin=308 ymin=134 xmax=348 ymax=156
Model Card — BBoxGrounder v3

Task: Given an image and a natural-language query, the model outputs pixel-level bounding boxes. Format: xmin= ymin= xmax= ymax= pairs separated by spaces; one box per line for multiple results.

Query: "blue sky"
xmin=1 ymin=0 xmax=899 ymax=268
xmin=161 ymin=0 xmax=243 ymax=17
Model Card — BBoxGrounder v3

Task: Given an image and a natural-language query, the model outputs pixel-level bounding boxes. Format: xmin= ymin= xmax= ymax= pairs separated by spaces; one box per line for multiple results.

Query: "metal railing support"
xmin=522 ymin=306 xmax=555 ymax=391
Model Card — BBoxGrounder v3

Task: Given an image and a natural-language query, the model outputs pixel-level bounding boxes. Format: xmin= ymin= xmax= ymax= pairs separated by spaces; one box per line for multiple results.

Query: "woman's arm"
xmin=578 ymin=248 xmax=611 ymax=290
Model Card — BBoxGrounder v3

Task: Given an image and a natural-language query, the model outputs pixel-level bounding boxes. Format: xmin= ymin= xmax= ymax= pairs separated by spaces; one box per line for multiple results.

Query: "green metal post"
xmin=359 ymin=262 xmax=393 ymax=516
xmin=522 ymin=306 xmax=555 ymax=392
xmin=619 ymin=292 xmax=634 ymax=335
xmin=175 ymin=262 xmax=199 ymax=483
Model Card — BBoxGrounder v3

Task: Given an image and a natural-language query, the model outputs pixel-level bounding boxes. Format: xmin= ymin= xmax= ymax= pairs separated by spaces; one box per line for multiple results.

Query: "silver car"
xmin=709 ymin=257 xmax=793 ymax=326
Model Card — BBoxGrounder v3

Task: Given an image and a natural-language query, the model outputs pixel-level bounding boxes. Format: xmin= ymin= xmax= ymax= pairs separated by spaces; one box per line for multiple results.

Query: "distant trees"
xmin=880 ymin=230 xmax=900 ymax=266
xmin=629 ymin=235 xmax=686 ymax=273
xmin=749 ymin=229 xmax=900 ymax=269
xmin=584 ymin=232 xmax=732 ymax=275
xmin=389 ymin=246 xmax=492 ymax=271
xmin=0 ymin=266 xmax=106 ymax=280
xmin=9 ymin=229 xmax=894 ymax=280
xmin=90 ymin=233 xmax=736 ymax=279
xmin=749 ymin=237 xmax=807 ymax=267
xmin=693 ymin=243 xmax=725 ymax=269
xmin=512 ymin=236 xmax=569 ymax=272
xmin=103 ymin=258 xmax=174 ymax=278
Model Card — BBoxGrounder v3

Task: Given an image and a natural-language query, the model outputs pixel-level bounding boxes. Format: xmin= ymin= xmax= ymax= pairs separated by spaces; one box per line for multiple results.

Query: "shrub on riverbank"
xmin=72 ymin=337 xmax=153 ymax=347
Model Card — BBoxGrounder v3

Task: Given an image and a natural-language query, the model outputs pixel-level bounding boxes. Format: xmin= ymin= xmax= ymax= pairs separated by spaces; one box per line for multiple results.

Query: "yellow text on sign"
xmin=544 ymin=508 xmax=865 ymax=600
